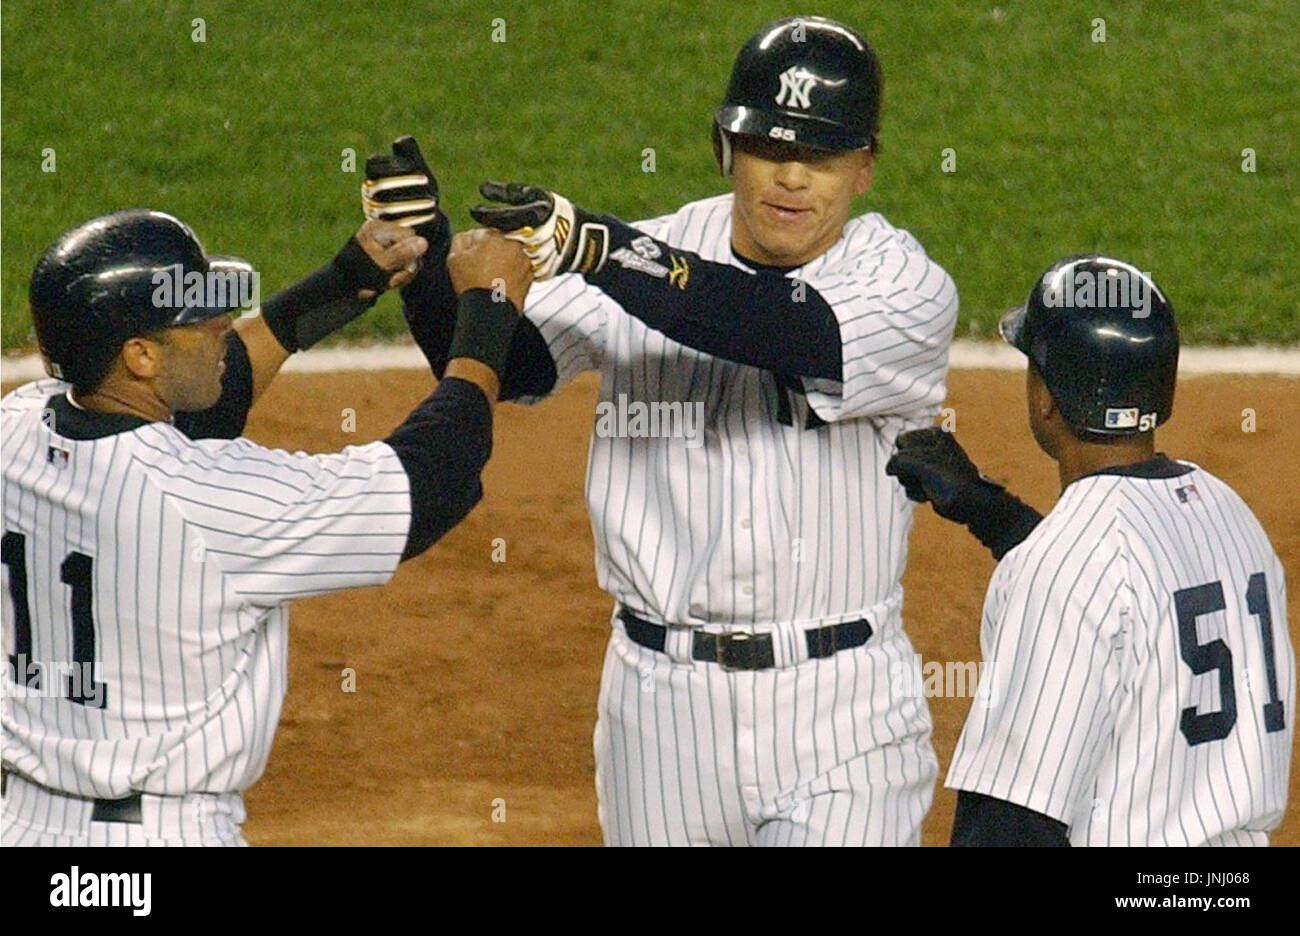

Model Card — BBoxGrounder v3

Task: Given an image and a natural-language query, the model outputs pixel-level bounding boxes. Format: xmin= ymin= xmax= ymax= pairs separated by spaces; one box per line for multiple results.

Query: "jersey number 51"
xmin=1174 ymin=573 xmax=1285 ymax=746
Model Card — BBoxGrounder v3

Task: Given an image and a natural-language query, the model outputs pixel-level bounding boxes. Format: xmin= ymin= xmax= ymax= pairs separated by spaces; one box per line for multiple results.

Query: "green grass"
xmin=3 ymin=0 xmax=1297 ymax=349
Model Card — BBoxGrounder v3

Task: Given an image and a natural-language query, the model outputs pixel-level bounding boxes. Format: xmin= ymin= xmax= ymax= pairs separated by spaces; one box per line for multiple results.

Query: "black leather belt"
xmin=91 ymin=793 xmax=143 ymax=823
xmin=619 ymin=608 xmax=872 ymax=671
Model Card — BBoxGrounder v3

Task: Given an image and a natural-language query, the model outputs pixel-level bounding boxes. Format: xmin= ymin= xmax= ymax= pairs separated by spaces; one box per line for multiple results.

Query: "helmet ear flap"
xmin=712 ymin=124 xmax=733 ymax=176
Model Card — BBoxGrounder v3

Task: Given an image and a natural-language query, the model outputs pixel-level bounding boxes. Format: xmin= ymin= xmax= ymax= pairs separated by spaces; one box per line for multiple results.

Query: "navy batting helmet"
xmin=29 ymin=209 xmax=252 ymax=391
xmin=1000 ymin=255 xmax=1180 ymax=439
xmin=713 ymin=16 xmax=882 ymax=175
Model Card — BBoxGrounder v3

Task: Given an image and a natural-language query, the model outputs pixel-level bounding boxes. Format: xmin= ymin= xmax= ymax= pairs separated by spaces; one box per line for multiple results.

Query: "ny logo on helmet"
xmin=775 ymin=66 xmax=817 ymax=109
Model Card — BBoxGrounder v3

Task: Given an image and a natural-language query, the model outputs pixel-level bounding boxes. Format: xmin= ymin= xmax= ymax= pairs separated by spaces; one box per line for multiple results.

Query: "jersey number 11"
xmin=2 ymin=531 xmax=107 ymax=709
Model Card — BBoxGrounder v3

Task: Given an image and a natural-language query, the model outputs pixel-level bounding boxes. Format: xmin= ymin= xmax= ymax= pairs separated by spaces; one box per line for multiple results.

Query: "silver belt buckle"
xmin=716 ymin=631 xmax=750 ymax=671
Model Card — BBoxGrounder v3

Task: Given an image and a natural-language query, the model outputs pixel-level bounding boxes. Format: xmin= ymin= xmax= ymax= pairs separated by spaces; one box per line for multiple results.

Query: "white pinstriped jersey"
xmin=1 ymin=379 xmax=410 ymax=799
xmin=519 ymin=193 xmax=959 ymax=628
xmin=947 ymin=461 xmax=1294 ymax=846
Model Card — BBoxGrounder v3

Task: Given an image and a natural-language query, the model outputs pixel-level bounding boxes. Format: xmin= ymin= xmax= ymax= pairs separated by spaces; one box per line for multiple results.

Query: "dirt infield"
xmin=230 ymin=367 xmax=1299 ymax=846
xmin=5 ymin=367 xmax=1296 ymax=845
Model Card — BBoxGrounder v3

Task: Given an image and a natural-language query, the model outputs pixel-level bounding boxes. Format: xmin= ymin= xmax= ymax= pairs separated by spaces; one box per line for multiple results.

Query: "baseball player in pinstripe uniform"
xmin=887 ymin=255 xmax=1294 ymax=846
xmin=366 ymin=17 xmax=958 ymax=845
xmin=1 ymin=207 xmax=534 ymax=845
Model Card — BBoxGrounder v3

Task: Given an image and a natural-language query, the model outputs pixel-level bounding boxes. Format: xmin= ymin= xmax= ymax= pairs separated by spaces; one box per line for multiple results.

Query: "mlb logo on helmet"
xmin=1104 ymin=408 xmax=1139 ymax=429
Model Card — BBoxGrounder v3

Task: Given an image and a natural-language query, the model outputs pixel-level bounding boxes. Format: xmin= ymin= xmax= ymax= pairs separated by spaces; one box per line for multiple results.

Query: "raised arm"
xmin=470 ymin=182 xmax=843 ymax=380
xmin=383 ymin=227 xmax=533 ymax=559
xmin=191 ymin=228 xmax=533 ymax=600
xmin=249 ymin=219 xmax=428 ymax=396
xmin=361 ymin=136 xmax=558 ymax=401
xmin=174 ymin=219 xmax=427 ymax=439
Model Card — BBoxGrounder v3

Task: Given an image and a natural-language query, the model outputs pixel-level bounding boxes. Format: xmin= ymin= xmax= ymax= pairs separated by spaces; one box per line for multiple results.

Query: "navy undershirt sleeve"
xmin=950 ymin=791 xmax=1070 ymax=847
xmin=583 ymin=214 xmax=843 ymax=381
xmin=399 ymin=219 xmax=558 ymax=401
xmin=384 ymin=376 xmax=492 ymax=561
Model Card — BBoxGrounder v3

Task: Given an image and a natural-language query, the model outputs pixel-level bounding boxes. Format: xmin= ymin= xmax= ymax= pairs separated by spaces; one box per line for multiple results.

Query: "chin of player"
xmin=749 ymin=214 xmax=833 ymax=266
xmin=200 ymin=378 xmax=224 ymax=410
xmin=745 ymin=227 xmax=806 ymax=264
xmin=173 ymin=376 xmax=224 ymax=413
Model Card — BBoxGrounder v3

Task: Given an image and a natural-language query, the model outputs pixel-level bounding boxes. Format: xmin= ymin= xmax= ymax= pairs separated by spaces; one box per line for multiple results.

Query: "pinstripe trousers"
xmin=594 ymin=609 xmax=938 ymax=846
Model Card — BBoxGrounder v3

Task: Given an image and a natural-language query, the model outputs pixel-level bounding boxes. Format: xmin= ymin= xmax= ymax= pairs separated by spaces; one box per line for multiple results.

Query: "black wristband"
xmin=333 ymin=237 xmax=393 ymax=292
xmin=964 ymin=482 xmax=1044 ymax=560
xmin=260 ymin=237 xmax=390 ymax=353
xmin=446 ymin=289 xmax=520 ymax=377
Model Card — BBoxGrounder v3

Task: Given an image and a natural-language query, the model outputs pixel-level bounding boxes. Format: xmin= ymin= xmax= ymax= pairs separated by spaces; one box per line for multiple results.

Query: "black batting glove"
xmin=470 ymin=181 xmax=609 ymax=280
xmin=361 ymin=136 xmax=459 ymax=367
xmin=362 ymin=136 xmax=445 ymax=240
xmin=887 ymin=427 xmax=1044 ymax=559
xmin=885 ymin=427 xmax=996 ymax=523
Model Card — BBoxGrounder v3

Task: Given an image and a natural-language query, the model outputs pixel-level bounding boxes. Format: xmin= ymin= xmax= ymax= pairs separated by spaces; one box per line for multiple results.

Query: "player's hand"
xmin=446 ymin=228 xmax=534 ymax=310
xmin=352 ymin=219 xmax=429 ymax=300
xmin=469 ymin=181 xmax=610 ymax=280
xmin=362 ymin=136 xmax=442 ymax=235
xmin=885 ymin=427 xmax=992 ymax=522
